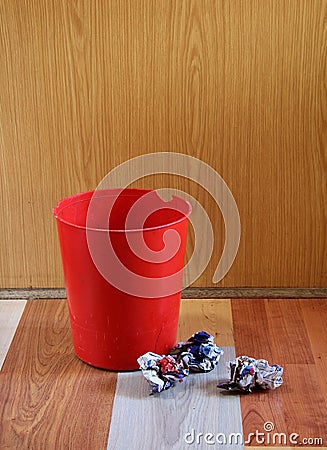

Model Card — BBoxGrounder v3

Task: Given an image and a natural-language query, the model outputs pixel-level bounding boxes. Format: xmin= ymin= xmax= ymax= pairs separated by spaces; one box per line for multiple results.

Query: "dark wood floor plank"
xmin=237 ymin=389 xmax=288 ymax=445
xmin=231 ymin=300 xmax=287 ymax=439
xmin=301 ymin=299 xmax=327 ymax=405
xmin=266 ymin=300 xmax=327 ymax=440
xmin=265 ymin=299 xmax=314 ymax=364
xmin=280 ymin=363 xmax=327 ymax=440
xmin=0 ymin=300 xmax=116 ymax=450
xmin=232 ymin=299 xmax=327 ymax=446
xmin=230 ymin=299 xmax=274 ymax=361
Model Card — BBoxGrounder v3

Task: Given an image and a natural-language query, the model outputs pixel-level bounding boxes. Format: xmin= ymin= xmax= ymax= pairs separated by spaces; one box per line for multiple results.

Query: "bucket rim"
xmin=53 ymin=188 xmax=192 ymax=233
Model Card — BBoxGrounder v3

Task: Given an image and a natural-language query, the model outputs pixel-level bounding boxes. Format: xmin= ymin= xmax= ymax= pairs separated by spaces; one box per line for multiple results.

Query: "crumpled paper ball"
xmin=218 ymin=355 xmax=283 ymax=394
xmin=137 ymin=352 xmax=189 ymax=394
xmin=169 ymin=331 xmax=224 ymax=372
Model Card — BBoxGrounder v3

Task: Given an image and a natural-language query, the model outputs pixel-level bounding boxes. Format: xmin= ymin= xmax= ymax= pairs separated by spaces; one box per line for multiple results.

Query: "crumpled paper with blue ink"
xmin=137 ymin=352 xmax=189 ymax=394
xmin=217 ymin=355 xmax=283 ymax=394
xmin=137 ymin=331 xmax=223 ymax=394
xmin=169 ymin=330 xmax=224 ymax=372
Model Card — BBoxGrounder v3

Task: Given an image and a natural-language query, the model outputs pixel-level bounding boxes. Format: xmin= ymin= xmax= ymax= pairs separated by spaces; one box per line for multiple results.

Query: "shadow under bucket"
xmin=53 ymin=188 xmax=191 ymax=370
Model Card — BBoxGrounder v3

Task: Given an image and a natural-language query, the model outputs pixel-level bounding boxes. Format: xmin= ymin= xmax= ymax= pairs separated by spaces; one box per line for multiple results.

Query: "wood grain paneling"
xmin=0 ymin=1 xmax=326 ymax=288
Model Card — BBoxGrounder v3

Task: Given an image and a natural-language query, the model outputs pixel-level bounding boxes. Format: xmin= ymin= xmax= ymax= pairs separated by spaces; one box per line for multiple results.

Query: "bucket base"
xmin=70 ymin=320 xmax=178 ymax=371
xmin=74 ymin=353 xmax=140 ymax=372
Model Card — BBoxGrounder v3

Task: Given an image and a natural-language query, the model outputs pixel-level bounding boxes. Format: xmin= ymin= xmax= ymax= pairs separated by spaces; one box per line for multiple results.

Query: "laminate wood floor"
xmin=0 ymin=299 xmax=326 ymax=449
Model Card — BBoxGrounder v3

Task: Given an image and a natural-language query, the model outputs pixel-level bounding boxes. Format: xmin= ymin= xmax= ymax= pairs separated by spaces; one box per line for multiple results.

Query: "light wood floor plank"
xmin=0 ymin=300 xmax=26 ymax=370
xmin=107 ymin=347 xmax=243 ymax=450
xmin=178 ymin=298 xmax=234 ymax=346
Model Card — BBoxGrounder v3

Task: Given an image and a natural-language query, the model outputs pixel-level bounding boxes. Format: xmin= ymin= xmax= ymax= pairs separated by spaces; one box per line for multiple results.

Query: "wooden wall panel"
xmin=0 ymin=0 xmax=326 ymax=288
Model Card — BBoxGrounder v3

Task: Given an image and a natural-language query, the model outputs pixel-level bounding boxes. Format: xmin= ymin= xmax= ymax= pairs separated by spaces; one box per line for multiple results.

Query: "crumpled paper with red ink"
xmin=137 ymin=331 xmax=223 ymax=394
xmin=137 ymin=352 xmax=189 ymax=394
xmin=138 ymin=333 xmax=284 ymax=395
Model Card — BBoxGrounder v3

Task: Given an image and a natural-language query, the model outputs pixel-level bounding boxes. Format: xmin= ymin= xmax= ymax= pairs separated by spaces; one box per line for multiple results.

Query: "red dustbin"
xmin=53 ymin=188 xmax=191 ymax=370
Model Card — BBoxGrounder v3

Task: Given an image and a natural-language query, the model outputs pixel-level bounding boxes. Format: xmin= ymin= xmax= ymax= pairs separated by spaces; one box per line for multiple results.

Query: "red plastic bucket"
xmin=53 ymin=188 xmax=191 ymax=370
